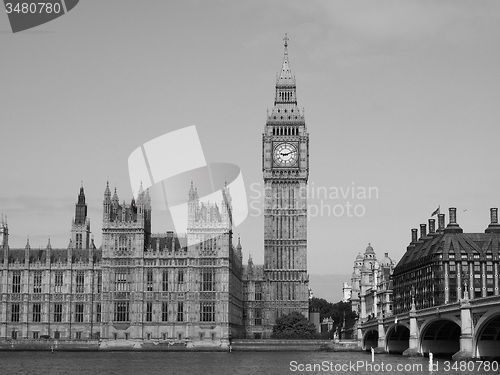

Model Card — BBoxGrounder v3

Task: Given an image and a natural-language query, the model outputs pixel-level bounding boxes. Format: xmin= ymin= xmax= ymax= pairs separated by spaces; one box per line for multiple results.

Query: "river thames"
xmin=0 ymin=351 xmax=498 ymax=375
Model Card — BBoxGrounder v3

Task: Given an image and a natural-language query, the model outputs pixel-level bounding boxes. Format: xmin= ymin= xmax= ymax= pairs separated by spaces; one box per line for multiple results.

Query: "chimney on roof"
xmin=444 ymin=207 xmax=463 ymax=233
xmin=437 ymin=214 xmax=445 ymax=233
xmin=485 ymin=208 xmax=500 ymax=233
xmin=420 ymin=224 xmax=427 ymax=239
xmin=428 ymin=219 xmax=436 ymax=234
xmin=491 ymin=208 xmax=498 ymax=224
xmin=411 ymin=228 xmax=418 ymax=243
xmin=449 ymin=207 xmax=457 ymax=224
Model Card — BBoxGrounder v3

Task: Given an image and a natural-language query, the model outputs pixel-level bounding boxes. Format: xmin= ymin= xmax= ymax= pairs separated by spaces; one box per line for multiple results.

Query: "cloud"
xmin=0 ymin=195 xmax=73 ymax=216
xmin=300 ymin=0 xmax=500 ymax=63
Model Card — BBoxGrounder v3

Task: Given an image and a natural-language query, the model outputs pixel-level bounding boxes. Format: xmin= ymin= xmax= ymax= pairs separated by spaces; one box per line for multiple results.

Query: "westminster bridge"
xmin=357 ymin=294 xmax=500 ymax=359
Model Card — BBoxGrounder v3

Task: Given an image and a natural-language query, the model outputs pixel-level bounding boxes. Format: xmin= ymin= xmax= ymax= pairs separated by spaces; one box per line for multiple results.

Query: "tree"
xmin=309 ymin=298 xmax=358 ymax=337
xmin=309 ymin=297 xmax=336 ymax=322
xmin=271 ymin=311 xmax=318 ymax=339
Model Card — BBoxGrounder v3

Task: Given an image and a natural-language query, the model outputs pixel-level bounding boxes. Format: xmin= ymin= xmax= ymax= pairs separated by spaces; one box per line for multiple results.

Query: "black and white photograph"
xmin=1 ymin=1 xmax=500 ymax=374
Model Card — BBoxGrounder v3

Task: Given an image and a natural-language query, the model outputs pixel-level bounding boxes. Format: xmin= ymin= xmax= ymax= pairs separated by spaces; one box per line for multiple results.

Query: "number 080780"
xmin=5 ymin=2 xmax=62 ymax=14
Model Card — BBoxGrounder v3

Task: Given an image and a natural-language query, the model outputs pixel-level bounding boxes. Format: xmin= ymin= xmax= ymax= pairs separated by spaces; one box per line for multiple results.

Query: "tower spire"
xmin=278 ymin=33 xmax=293 ymax=82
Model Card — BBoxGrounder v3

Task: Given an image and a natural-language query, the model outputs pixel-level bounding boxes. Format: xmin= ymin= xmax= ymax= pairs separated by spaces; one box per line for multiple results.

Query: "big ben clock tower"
xmin=263 ymin=35 xmax=309 ymax=325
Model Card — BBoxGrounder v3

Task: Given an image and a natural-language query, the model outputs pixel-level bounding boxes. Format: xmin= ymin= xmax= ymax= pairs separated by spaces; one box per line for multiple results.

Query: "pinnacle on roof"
xmin=112 ymin=187 xmax=119 ymax=202
xmin=104 ymin=180 xmax=111 ymax=198
xmin=189 ymin=180 xmax=196 ymax=200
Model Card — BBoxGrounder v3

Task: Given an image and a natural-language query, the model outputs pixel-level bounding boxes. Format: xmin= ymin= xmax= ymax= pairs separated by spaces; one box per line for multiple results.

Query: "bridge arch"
xmin=475 ymin=310 xmax=500 ymax=359
xmin=385 ymin=323 xmax=410 ymax=354
xmin=362 ymin=329 xmax=378 ymax=351
xmin=419 ymin=318 xmax=461 ymax=357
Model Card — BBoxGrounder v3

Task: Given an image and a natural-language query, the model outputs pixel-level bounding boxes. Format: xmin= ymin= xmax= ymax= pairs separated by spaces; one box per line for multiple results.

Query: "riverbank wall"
xmin=0 ymin=339 xmax=362 ymax=352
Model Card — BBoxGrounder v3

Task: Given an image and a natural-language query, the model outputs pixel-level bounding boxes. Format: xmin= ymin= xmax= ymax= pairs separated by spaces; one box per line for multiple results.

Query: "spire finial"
xmin=284 ymin=33 xmax=289 ymax=48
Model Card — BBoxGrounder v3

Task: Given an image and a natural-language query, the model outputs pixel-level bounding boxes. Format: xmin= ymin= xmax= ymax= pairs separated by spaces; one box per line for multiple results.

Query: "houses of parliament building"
xmin=0 ymin=36 xmax=310 ymax=345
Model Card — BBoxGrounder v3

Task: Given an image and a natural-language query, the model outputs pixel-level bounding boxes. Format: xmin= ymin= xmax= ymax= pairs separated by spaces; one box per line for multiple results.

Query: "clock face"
xmin=274 ymin=142 xmax=298 ymax=167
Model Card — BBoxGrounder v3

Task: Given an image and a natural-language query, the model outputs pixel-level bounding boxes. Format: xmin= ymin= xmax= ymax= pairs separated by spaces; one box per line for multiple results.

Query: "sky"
xmin=1 ymin=0 xmax=500 ymax=302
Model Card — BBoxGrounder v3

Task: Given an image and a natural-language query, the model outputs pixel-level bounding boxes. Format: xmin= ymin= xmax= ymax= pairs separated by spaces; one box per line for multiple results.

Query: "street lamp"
xmin=410 ymin=286 xmax=416 ymax=310
xmin=462 ymin=269 xmax=469 ymax=300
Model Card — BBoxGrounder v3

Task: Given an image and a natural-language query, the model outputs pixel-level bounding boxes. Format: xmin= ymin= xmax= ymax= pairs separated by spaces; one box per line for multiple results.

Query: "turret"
xmin=75 ymin=184 xmax=87 ymax=225
xmin=221 ymin=182 xmax=233 ymax=229
xmin=1 ymin=216 xmax=9 ymax=263
xmin=24 ymin=235 xmax=30 ymax=264
xmin=144 ymin=188 xmax=152 ymax=248
xmin=46 ymin=236 xmax=52 ymax=267
xmin=0 ymin=214 xmax=8 ymax=249
xmin=235 ymin=236 xmax=242 ymax=259
xmin=188 ymin=181 xmax=198 ymax=228
xmin=103 ymin=181 xmax=112 ymax=223
xmin=136 ymin=183 xmax=145 ymax=218
xmin=145 ymin=188 xmax=151 ymax=211
xmin=71 ymin=185 xmax=91 ymax=249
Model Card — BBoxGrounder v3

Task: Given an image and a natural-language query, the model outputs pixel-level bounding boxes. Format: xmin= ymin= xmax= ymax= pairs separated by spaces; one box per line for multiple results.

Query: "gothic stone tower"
xmin=186 ymin=182 xmax=243 ymax=341
xmin=71 ymin=185 xmax=91 ymax=249
xmin=101 ymin=182 xmax=152 ymax=339
xmin=262 ymin=35 xmax=310 ymax=325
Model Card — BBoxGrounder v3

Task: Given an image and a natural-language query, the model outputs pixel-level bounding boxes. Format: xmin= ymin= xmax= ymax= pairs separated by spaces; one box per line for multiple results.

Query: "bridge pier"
xmin=357 ymin=326 xmax=363 ymax=348
xmin=452 ymin=298 xmax=474 ymax=360
xmin=376 ymin=318 xmax=386 ymax=353
xmin=402 ymin=308 xmax=420 ymax=356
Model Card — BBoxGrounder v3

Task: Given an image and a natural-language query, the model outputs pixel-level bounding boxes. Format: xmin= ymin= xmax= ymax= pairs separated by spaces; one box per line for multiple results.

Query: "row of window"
xmin=8 ymin=302 xmax=218 ymax=323
xmin=75 ymin=233 xmax=85 ymax=249
xmin=10 ymin=303 xmax=102 ymax=323
xmin=10 ymin=330 xmax=94 ymax=340
xmin=114 ymin=302 xmax=216 ymax=323
xmin=272 ymin=126 xmax=299 ymax=136
xmin=275 ymin=282 xmax=296 ymax=301
xmin=9 ymin=271 xmax=102 ymax=294
xmin=10 ymin=304 xmax=96 ymax=323
xmin=118 ymin=269 xmax=216 ymax=292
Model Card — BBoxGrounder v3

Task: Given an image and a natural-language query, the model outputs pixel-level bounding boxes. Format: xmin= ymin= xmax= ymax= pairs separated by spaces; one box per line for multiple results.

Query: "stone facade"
xmin=242 ymin=34 xmax=310 ymax=339
xmin=0 ymin=182 xmax=244 ymax=344
xmin=347 ymin=244 xmax=395 ymax=321
xmin=392 ymin=208 xmax=500 ymax=314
